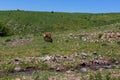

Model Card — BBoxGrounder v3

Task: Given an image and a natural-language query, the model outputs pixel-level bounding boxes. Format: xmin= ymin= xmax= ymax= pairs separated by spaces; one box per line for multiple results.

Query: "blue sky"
xmin=0 ymin=0 xmax=120 ymax=13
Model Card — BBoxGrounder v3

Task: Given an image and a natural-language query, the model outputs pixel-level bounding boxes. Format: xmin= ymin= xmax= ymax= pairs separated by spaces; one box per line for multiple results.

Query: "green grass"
xmin=0 ymin=10 xmax=120 ymax=79
xmin=0 ymin=10 xmax=120 ymax=35
xmin=0 ymin=30 xmax=119 ymax=59
xmin=1 ymin=69 xmax=120 ymax=80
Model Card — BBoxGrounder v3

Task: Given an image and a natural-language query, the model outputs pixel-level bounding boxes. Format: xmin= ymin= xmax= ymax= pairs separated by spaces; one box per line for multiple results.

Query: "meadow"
xmin=0 ymin=10 xmax=120 ymax=80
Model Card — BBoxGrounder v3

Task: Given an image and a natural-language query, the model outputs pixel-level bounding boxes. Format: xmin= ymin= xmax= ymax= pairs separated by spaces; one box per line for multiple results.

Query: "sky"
xmin=0 ymin=0 xmax=120 ymax=13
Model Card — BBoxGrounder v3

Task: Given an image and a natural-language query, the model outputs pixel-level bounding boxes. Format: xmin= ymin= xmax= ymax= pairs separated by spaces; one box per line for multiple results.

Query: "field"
xmin=0 ymin=10 xmax=120 ymax=80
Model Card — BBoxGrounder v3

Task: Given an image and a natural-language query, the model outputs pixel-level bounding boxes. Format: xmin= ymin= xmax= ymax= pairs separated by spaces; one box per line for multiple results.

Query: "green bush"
xmin=117 ymin=41 xmax=120 ymax=45
xmin=0 ymin=23 xmax=14 ymax=37
xmin=98 ymin=33 xmax=103 ymax=39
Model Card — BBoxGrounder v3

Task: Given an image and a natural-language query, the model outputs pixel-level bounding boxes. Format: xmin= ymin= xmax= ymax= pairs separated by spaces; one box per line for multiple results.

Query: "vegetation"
xmin=0 ymin=10 xmax=120 ymax=79
xmin=0 ymin=22 xmax=14 ymax=37
xmin=0 ymin=10 xmax=120 ymax=35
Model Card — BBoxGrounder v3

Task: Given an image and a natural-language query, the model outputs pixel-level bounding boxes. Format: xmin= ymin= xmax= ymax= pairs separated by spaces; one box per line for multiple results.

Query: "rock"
xmin=14 ymin=58 xmax=22 ymax=64
xmin=14 ymin=78 xmax=21 ymax=80
xmin=89 ymin=66 xmax=100 ymax=70
xmin=14 ymin=66 xmax=21 ymax=72
xmin=40 ymin=55 xmax=51 ymax=61
xmin=49 ymin=76 xmax=56 ymax=80
xmin=0 ymin=68 xmax=4 ymax=72
xmin=54 ymin=55 xmax=63 ymax=62
xmin=56 ymin=66 xmax=66 ymax=72
xmin=102 ymin=65 xmax=112 ymax=69
xmin=51 ymin=57 xmax=57 ymax=62
xmin=66 ymin=70 xmax=71 ymax=74
xmin=101 ymin=31 xmax=120 ymax=42
xmin=69 ymin=33 xmax=73 ymax=37
xmin=14 ymin=58 xmax=22 ymax=62
xmin=81 ymin=37 xmax=87 ymax=41
xmin=115 ymin=61 xmax=120 ymax=65
xmin=80 ymin=67 xmax=87 ymax=72
xmin=65 ymin=55 xmax=74 ymax=61
xmin=74 ymin=52 xmax=79 ymax=57
xmin=22 ymin=76 xmax=26 ymax=80
xmin=81 ymin=53 xmax=87 ymax=58
xmin=92 ymin=51 xmax=97 ymax=55
xmin=81 ymin=53 xmax=87 ymax=56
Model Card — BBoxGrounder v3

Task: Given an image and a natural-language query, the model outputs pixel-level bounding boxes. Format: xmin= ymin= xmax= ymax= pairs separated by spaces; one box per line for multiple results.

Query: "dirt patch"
xmin=6 ymin=39 xmax=32 ymax=45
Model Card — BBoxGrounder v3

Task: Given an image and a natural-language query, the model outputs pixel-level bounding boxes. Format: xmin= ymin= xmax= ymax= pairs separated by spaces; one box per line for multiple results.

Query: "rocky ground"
xmin=0 ymin=31 xmax=120 ymax=80
xmin=0 ymin=52 xmax=119 ymax=75
xmin=1 ymin=53 xmax=120 ymax=80
xmin=69 ymin=31 xmax=120 ymax=43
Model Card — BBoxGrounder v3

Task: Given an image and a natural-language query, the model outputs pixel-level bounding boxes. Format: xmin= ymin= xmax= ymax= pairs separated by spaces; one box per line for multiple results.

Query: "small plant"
xmin=41 ymin=52 xmax=50 ymax=56
xmin=101 ymin=43 xmax=108 ymax=46
xmin=0 ymin=22 xmax=14 ymax=37
xmin=95 ymin=72 xmax=102 ymax=80
xmin=33 ymin=71 xmax=40 ymax=80
xmin=1 ymin=64 xmax=15 ymax=73
xmin=117 ymin=41 xmax=120 ymax=45
xmin=5 ymin=38 xmax=12 ymax=42
xmin=89 ymin=74 xmax=94 ymax=80
xmin=40 ymin=62 xmax=50 ymax=70
xmin=33 ymin=71 xmax=55 ymax=80
xmin=65 ymin=39 xmax=69 ymax=42
xmin=105 ymin=72 xmax=111 ymax=80
xmin=98 ymin=33 xmax=103 ymax=39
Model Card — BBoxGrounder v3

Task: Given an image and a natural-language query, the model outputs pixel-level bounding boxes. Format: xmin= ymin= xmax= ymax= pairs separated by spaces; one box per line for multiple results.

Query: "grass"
xmin=0 ymin=10 xmax=120 ymax=35
xmin=1 ymin=69 xmax=120 ymax=80
xmin=0 ymin=10 xmax=120 ymax=79
xmin=0 ymin=30 xmax=120 ymax=75
xmin=0 ymin=30 xmax=119 ymax=58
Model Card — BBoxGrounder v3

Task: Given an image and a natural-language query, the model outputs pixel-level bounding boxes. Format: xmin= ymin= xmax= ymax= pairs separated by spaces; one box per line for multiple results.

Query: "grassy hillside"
xmin=0 ymin=10 xmax=120 ymax=35
xmin=0 ymin=10 xmax=120 ymax=80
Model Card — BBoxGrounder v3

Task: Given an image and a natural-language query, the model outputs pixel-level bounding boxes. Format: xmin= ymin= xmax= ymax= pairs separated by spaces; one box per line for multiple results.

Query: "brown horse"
xmin=43 ymin=32 xmax=53 ymax=43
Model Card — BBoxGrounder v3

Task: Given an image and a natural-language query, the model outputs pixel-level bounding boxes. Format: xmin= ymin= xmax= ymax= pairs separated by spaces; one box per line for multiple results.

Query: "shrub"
xmin=98 ymin=33 xmax=103 ymax=39
xmin=117 ymin=41 xmax=120 ymax=45
xmin=0 ymin=23 xmax=14 ymax=37
xmin=101 ymin=43 xmax=108 ymax=46
xmin=5 ymin=38 xmax=12 ymax=42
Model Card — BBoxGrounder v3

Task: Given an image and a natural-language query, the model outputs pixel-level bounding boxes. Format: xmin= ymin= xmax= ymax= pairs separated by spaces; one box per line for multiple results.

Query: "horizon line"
xmin=0 ymin=9 xmax=120 ymax=14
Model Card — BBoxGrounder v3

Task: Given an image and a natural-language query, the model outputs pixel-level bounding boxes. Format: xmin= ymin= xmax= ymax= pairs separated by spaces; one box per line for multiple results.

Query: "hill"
xmin=0 ymin=10 xmax=120 ymax=35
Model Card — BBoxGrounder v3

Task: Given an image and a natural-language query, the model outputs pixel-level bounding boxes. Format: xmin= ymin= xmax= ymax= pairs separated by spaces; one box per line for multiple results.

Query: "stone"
xmin=14 ymin=78 xmax=21 ymax=80
xmin=80 ymin=67 xmax=87 ymax=72
xmin=81 ymin=53 xmax=87 ymax=58
xmin=14 ymin=66 xmax=21 ymax=72
xmin=92 ymin=51 xmax=97 ymax=55
xmin=66 ymin=70 xmax=71 ymax=74
xmin=81 ymin=37 xmax=87 ymax=41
